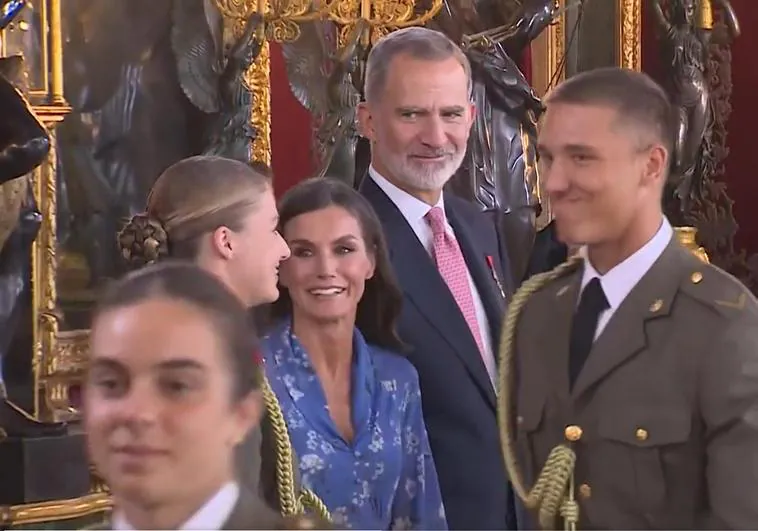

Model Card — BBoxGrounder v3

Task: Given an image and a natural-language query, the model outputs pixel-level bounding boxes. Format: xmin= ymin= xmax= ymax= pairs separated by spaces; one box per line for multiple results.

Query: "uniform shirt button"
xmin=635 ymin=428 xmax=649 ymax=441
xmin=578 ymin=483 xmax=592 ymax=499
xmin=564 ymin=425 xmax=583 ymax=442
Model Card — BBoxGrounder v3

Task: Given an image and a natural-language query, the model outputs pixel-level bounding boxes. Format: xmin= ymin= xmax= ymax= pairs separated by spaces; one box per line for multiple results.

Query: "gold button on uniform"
xmin=691 ymin=271 xmax=703 ymax=284
xmin=649 ymin=299 xmax=663 ymax=312
xmin=564 ymin=425 xmax=583 ymax=442
xmin=578 ymin=483 xmax=592 ymax=499
xmin=635 ymin=428 xmax=648 ymax=441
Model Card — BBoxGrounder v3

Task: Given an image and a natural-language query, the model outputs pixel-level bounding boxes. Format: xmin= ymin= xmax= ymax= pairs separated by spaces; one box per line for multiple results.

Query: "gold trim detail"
xmin=0 ymin=492 xmax=112 ymax=526
xmin=530 ymin=0 xmax=565 ymax=97
xmin=617 ymin=0 xmax=642 ymax=71
xmin=49 ymin=0 xmax=65 ymax=104
xmin=249 ymin=41 xmax=272 ymax=165
xmin=29 ymin=112 xmax=69 ymax=420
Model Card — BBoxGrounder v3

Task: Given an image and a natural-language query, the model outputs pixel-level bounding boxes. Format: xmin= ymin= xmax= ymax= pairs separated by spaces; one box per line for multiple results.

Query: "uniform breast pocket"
xmin=515 ymin=393 xmax=547 ymax=485
xmin=595 ymin=409 xmax=691 ymax=509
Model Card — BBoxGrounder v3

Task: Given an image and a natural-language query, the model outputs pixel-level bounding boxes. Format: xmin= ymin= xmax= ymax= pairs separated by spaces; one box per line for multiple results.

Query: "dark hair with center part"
xmin=94 ymin=261 xmax=261 ymax=400
xmin=270 ymin=178 xmax=404 ymax=351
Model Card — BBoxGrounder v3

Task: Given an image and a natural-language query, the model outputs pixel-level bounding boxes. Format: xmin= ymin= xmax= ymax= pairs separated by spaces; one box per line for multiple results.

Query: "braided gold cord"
xmin=299 ymin=486 xmax=331 ymax=521
xmin=497 ymin=258 xmax=583 ymax=530
xmin=261 ymin=376 xmax=332 ymax=522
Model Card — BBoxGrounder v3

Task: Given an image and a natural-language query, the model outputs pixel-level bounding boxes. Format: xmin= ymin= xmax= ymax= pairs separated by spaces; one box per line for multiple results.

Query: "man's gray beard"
xmin=382 ymin=149 xmax=466 ymax=193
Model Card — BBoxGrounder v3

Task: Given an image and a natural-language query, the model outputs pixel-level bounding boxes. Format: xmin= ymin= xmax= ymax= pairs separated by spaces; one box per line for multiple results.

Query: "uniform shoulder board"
xmin=679 ymin=261 xmax=758 ymax=318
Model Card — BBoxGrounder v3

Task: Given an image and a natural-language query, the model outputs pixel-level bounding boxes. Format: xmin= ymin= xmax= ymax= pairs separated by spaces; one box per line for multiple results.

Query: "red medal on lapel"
xmin=486 ymin=255 xmax=506 ymax=299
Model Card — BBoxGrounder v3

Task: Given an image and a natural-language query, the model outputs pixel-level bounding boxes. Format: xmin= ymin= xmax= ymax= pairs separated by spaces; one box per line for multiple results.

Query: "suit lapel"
xmin=447 ymin=205 xmax=507 ymax=335
xmin=572 ymin=238 xmax=685 ymax=398
xmin=361 ymin=178 xmax=497 ymax=409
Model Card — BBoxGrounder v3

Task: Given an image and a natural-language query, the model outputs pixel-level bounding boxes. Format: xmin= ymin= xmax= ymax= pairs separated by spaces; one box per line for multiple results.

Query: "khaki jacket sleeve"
xmin=700 ymin=314 xmax=758 ymax=529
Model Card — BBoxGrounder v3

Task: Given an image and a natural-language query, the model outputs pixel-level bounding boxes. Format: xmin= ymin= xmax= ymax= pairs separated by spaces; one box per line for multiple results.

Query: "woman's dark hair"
xmin=270 ymin=177 xmax=404 ymax=351
xmin=93 ymin=261 xmax=261 ymax=400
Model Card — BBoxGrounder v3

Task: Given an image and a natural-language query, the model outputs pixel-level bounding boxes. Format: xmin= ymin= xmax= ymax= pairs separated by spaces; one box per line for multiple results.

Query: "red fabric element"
xmin=642 ymin=0 xmax=758 ymax=253
xmin=269 ymin=42 xmax=315 ymax=198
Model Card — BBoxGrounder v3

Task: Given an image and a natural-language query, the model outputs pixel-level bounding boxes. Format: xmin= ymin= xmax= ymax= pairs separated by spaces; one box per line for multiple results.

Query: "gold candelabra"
xmin=328 ymin=0 xmax=444 ymax=46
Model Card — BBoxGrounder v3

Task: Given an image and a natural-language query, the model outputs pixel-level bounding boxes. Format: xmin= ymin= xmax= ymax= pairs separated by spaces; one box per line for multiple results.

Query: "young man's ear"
xmin=231 ymin=390 xmax=263 ymax=448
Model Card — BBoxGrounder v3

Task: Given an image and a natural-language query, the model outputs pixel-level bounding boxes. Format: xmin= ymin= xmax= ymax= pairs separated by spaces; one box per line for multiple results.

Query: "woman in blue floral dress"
xmin=262 ymin=178 xmax=447 ymax=530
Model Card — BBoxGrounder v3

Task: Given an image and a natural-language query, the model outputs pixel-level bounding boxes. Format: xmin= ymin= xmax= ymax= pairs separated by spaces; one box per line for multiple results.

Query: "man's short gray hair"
xmin=363 ymin=27 xmax=472 ymax=104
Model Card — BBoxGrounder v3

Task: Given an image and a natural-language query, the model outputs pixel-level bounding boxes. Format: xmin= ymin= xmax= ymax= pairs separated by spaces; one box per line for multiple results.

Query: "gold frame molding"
xmin=617 ymin=0 xmax=642 ymax=71
xmin=529 ymin=0 xmax=641 ymax=226
xmin=530 ymin=0 xmax=642 ymax=94
xmin=1 ymin=492 xmax=112 ymax=527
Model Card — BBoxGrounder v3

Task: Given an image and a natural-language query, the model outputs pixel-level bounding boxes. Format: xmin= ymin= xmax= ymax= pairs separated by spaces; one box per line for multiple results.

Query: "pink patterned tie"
xmin=425 ymin=207 xmax=485 ymax=355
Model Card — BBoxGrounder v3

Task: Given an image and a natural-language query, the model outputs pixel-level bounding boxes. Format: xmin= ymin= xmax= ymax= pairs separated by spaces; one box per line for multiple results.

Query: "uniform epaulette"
xmin=678 ymin=260 xmax=758 ymax=319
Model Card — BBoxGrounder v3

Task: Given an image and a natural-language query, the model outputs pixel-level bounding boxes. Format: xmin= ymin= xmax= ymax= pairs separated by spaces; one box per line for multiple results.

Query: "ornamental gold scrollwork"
xmin=217 ymin=0 xmax=334 ymax=35
xmin=329 ymin=0 xmax=444 ymax=46
xmin=617 ymin=0 xmax=641 ymax=71
xmin=245 ymin=42 xmax=272 ymax=165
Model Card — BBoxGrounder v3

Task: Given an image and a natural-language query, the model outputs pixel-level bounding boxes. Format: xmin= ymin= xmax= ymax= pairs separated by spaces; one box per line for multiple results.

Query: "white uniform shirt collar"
xmin=113 ymin=481 xmax=239 ymax=530
xmin=579 ymin=218 xmax=673 ymax=310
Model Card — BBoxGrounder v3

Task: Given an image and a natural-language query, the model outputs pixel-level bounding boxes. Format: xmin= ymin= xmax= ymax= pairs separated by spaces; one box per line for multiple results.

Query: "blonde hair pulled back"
xmin=118 ymin=155 xmax=271 ymax=267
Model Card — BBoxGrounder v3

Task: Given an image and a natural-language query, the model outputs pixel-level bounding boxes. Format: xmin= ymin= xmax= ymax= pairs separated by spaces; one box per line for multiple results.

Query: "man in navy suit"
xmin=357 ymin=27 xmax=517 ymax=530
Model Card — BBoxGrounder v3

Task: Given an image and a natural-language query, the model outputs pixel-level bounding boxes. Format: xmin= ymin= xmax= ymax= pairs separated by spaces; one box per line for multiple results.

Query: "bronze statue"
xmin=431 ymin=0 xmax=562 ymax=285
xmin=56 ymin=0 xmax=201 ymax=288
xmin=56 ymin=0 xmax=263 ymax=292
xmin=282 ymin=20 xmax=370 ymax=184
xmin=652 ymin=0 xmax=739 ymax=220
xmin=0 ymin=8 xmax=65 ymax=437
xmin=172 ymin=1 xmax=265 ymax=161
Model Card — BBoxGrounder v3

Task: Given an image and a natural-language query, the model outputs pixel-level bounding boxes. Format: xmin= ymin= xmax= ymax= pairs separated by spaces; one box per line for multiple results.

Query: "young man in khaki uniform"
xmin=500 ymin=67 xmax=758 ymax=529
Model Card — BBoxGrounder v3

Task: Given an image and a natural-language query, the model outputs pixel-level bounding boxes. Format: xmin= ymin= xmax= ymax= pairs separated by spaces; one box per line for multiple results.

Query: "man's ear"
xmin=466 ymin=102 xmax=476 ymax=131
xmin=357 ymin=101 xmax=374 ymax=141
xmin=230 ymin=390 xmax=263 ymax=447
xmin=643 ymin=144 xmax=668 ymax=190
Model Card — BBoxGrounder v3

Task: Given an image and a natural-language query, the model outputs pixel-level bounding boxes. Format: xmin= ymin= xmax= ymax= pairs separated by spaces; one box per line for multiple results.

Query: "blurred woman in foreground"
xmin=116 ymin=156 xmax=297 ymax=511
xmin=84 ymin=262 xmax=323 ymax=530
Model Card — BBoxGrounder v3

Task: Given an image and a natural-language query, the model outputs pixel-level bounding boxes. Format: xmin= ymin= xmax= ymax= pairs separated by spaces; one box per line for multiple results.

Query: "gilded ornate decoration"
xmin=49 ymin=0 xmax=65 ymax=104
xmin=328 ymin=0 xmax=444 ymax=46
xmin=675 ymin=225 xmax=710 ymax=263
xmin=248 ymin=41 xmax=272 ymax=165
xmin=0 ymin=0 xmax=74 ymax=420
xmin=0 ymin=492 xmax=112 ymax=527
xmin=30 ymin=117 xmax=69 ymax=420
xmin=217 ymin=0 xmax=332 ymax=43
xmin=617 ymin=0 xmax=641 ymax=71
xmin=216 ymin=0 xmax=327 ymax=166
xmin=529 ymin=0 xmax=565 ymax=227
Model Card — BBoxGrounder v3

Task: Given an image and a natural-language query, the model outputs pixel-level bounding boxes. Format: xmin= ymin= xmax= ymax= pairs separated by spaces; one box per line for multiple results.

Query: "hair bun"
xmin=118 ymin=213 xmax=169 ymax=267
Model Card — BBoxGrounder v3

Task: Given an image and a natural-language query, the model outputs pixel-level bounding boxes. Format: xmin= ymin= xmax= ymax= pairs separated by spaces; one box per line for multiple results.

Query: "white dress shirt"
xmin=113 ymin=481 xmax=239 ymax=530
xmin=579 ymin=218 xmax=673 ymax=340
xmin=369 ymin=167 xmax=497 ymax=385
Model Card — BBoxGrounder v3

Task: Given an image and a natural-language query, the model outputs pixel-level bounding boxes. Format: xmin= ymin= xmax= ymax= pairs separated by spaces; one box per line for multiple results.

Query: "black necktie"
xmin=569 ymin=278 xmax=609 ymax=389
